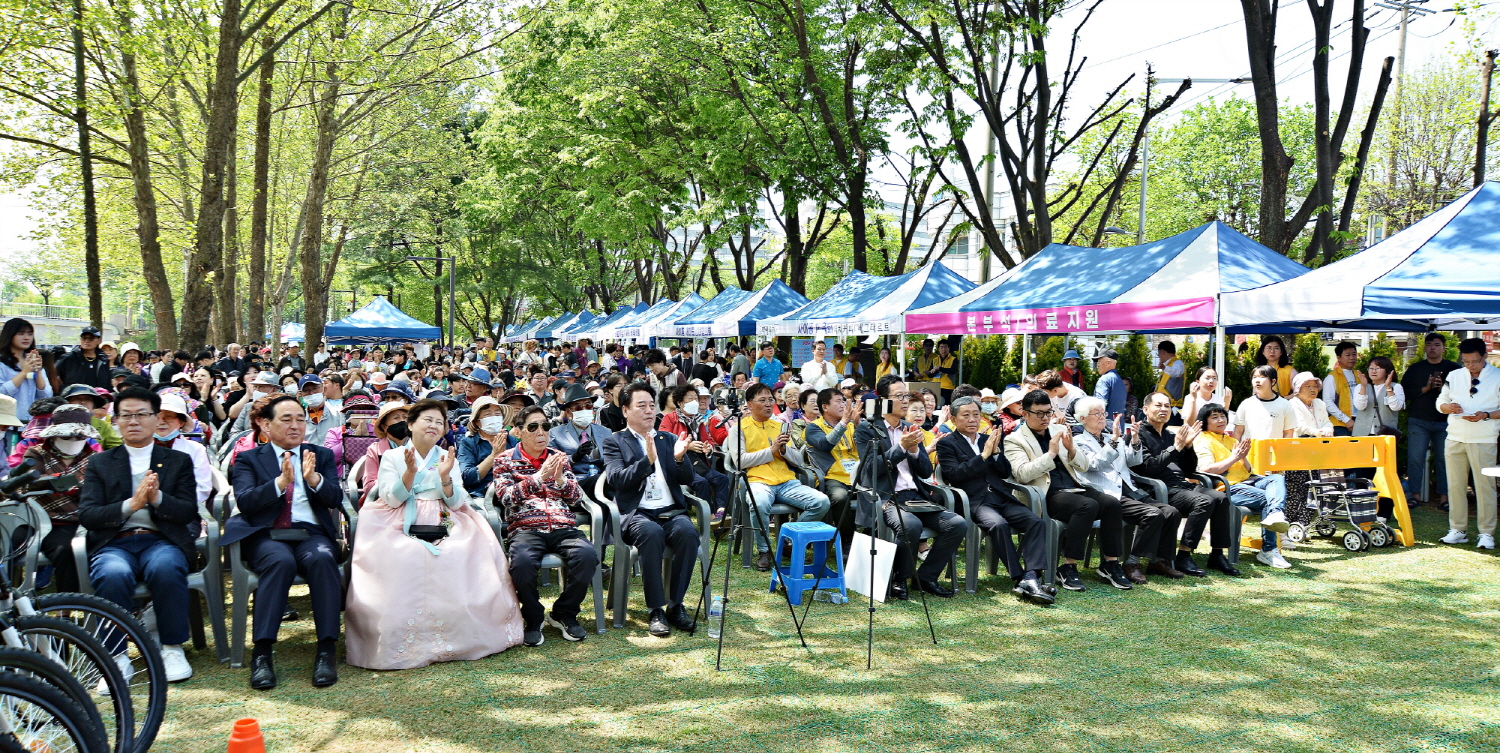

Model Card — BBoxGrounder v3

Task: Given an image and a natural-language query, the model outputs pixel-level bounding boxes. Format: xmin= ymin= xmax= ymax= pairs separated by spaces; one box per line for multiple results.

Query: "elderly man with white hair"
xmin=1070 ymin=395 xmax=1175 ymax=584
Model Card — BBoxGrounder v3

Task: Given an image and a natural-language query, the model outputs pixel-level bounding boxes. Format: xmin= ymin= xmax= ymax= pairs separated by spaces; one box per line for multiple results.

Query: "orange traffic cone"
xmin=227 ymin=718 xmax=267 ymax=753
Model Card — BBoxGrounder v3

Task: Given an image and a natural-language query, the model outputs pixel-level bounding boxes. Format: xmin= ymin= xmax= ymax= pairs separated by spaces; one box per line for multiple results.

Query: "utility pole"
xmin=1376 ymin=1 xmax=1435 ymax=188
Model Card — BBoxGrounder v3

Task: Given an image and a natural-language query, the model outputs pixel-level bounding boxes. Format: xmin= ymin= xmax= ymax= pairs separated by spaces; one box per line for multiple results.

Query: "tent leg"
xmin=1021 ymin=334 xmax=1029 ymax=379
xmin=1214 ymin=326 xmax=1225 ymax=393
xmin=899 ymin=331 xmax=907 ymax=379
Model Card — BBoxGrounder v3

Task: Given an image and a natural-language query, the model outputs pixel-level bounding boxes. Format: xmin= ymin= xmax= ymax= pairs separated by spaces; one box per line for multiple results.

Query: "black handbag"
xmin=408 ymin=525 xmax=449 ymax=543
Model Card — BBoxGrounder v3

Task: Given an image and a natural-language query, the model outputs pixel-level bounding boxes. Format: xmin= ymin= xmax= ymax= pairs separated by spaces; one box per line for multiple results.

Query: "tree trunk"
xmin=1240 ymin=0 xmax=1294 ymax=253
xmin=180 ymin=0 xmax=243 ymax=349
xmin=218 ymin=128 xmax=240 ymax=345
xmin=1477 ymin=50 xmax=1498 ymax=187
xmin=71 ymin=0 xmax=102 ymax=328
xmin=298 ymin=82 xmax=340 ymax=353
xmin=248 ymin=37 xmax=274 ymax=348
xmin=116 ymin=11 xmax=178 ymax=349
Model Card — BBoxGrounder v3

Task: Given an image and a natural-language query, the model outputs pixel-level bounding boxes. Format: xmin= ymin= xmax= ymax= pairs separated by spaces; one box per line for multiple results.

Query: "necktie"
xmin=273 ymin=450 xmax=294 ymax=529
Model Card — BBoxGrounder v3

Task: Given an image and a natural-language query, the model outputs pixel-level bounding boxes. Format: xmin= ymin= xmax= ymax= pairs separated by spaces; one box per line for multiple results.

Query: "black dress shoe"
xmin=647 ymin=608 xmax=671 ymax=637
xmin=917 ymin=579 xmax=954 ymax=598
xmin=1012 ymin=576 xmax=1055 ymax=605
xmin=1175 ymin=553 xmax=1207 ymax=577
xmin=249 ymin=654 xmax=277 ymax=690
xmin=667 ymin=604 xmax=696 ymax=632
xmin=282 ymin=609 xmax=300 ymax=622
xmin=753 ymin=551 xmax=773 ymax=572
xmin=312 ymin=651 xmax=338 ymax=688
xmin=1206 ymin=552 xmax=1241 ymax=576
xmin=888 ymin=581 xmax=910 ymax=601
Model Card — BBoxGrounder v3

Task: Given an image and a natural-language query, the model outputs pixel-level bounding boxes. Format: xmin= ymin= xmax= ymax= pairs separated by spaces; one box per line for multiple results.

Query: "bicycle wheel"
xmin=0 ymin=669 xmax=109 ymax=753
xmin=11 ymin=615 xmax=133 ymax=753
xmin=28 ymin=594 xmax=164 ymax=753
xmin=0 ymin=647 xmax=104 ymax=748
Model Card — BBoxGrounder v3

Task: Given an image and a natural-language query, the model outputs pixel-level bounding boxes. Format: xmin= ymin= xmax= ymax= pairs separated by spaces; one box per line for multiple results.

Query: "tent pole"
xmin=1214 ymin=326 xmax=1226 ymax=392
xmin=899 ymin=330 xmax=907 ymax=378
xmin=1021 ymin=334 xmax=1029 ymax=379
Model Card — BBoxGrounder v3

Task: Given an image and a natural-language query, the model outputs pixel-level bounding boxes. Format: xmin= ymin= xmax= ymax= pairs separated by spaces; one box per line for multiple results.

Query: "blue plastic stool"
xmin=770 ymin=522 xmax=846 ymax=606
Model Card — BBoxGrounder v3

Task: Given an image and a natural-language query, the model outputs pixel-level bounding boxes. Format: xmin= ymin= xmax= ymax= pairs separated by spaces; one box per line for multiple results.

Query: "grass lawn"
xmin=160 ymin=505 xmax=1499 ymax=753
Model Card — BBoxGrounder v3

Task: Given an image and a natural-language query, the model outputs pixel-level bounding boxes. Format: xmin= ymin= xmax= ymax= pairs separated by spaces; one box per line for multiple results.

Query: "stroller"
xmin=1289 ymin=473 xmax=1397 ymax=551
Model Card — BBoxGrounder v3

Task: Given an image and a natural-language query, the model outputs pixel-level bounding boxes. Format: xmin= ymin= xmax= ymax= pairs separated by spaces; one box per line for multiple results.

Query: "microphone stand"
xmin=854 ymin=415 xmax=939 ymax=671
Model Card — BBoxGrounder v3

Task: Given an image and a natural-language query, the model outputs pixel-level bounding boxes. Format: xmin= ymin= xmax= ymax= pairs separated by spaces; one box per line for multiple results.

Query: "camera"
xmin=712 ymin=385 xmax=743 ymax=411
xmin=864 ymin=398 xmax=895 ymax=418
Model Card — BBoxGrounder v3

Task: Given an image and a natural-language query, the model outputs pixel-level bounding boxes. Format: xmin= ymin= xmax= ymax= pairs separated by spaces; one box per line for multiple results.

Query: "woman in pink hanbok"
xmin=345 ymin=398 xmax=523 ymax=670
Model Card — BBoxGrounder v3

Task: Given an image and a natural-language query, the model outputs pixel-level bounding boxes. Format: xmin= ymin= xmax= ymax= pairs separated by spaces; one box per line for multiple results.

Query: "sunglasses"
xmin=1472 ymin=377 xmax=1481 ymax=396
xmin=522 ymin=421 xmax=546 ymax=433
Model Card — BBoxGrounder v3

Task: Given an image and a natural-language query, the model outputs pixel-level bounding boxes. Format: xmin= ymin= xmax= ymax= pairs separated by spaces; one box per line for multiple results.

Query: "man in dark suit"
xmin=225 ymin=394 xmax=344 ymax=690
xmin=854 ymin=375 xmax=967 ymax=600
xmin=78 ymin=388 xmax=202 ymax=682
xmin=935 ymin=396 xmax=1054 ymax=604
xmin=600 ymin=382 xmax=699 ymax=637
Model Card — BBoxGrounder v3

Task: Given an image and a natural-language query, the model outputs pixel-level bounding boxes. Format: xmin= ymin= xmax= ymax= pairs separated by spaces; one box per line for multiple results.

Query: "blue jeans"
xmin=90 ymin=534 xmax=190 ymax=649
xmin=747 ymin=480 xmax=830 ymax=553
xmin=1404 ymin=416 xmax=1449 ymax=500
xmin=1228 ymin=474 xmax=1286 ymax=551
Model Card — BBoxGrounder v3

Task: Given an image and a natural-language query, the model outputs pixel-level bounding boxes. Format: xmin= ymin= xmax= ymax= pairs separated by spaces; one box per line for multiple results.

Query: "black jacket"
xmin=224 ymin=442 xmax=343 ymax=546
xmin=77 ymin=445 xmax=203 ymax=567
xmin=935 ymin=431 xmax=1020 ymax=510
xmin=853 ymin=418 xmax=932 ymax=528
xmin=1134 ymin=422 xmax=1196 ymax=488
xmin=600 ymin=428 xmax=694 ymax=516
xmin=276 ymin=355 xmax=307 ymax=373
xmin=56 ymin=348 xmax=111 ymax=389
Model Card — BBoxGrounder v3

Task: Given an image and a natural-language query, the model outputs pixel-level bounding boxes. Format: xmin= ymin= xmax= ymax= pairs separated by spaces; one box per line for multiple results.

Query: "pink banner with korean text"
xmin=903 ymin=297 xmax=1217 ymax=335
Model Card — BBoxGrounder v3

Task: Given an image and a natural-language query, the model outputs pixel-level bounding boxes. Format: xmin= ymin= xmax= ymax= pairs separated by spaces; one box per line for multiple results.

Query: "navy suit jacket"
xmin=600 ymin=428 xmax=694 ymax=516
xmin=935 ymin=430 xmax=1020 ymax=510
xmin=224 ymin=442 xmax=343 ymax=546
xmin=77 ymin=444 xmax=202 ymax=565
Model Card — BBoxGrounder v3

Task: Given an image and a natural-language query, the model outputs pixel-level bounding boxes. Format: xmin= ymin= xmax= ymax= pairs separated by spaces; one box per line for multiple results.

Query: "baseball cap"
xmin=298 ymin=374 xmax=323 ymax=389
xmin=1094 ymin=348 xmax=1120 ymax=361
xmin=80 ymin=326 xmax=102 ymax=338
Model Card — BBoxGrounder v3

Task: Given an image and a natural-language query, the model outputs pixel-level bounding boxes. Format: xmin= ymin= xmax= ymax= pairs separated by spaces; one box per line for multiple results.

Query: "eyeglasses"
xmin=888 ymin=393 xmax=911 ymax=400
xmin=521 ymin=421 xmax=546 ymax=433
xmin=752 ymin=397 xmax=777 ymax=404
xmin=117 ymin=411 xmax=157 ymax=423
xmin=1026 ymin=409 xmax=1055 ymax=418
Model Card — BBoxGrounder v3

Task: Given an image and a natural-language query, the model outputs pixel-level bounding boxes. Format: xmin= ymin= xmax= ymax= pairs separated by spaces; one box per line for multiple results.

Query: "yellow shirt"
xmin=876 ymin=362 xmax=894 ymax=381
xmin=1194 ymin=431 xmax=1249 ymax=486
xmin=811 ymin=417 xmax=858 ymax=484
xmin=933 ymin=354 xmax=956 ymax=389
xmin=741 ymin=417 xmax=797 ymax=486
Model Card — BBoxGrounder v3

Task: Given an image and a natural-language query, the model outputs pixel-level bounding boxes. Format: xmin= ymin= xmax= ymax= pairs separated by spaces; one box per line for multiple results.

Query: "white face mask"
xmin=283 ymin=386 xmax=297 ymax=394
xmin=303 ymin=393 xmax=325 ymax=409
xmin=593 ymin=397 xmax=607 ymax=409
xmin=980 ymin=402 xmax=997 ymax=415
xmin=681 ymin=401 xmax=700 ymax=416
xmin=571 ymin=409 xmax=595 ymax=428
xmin=349 ymin=380 xmax=364 ymax=391
xmin=479 ymin=415 xmax=506 ymax=435
xmin=53 ymin=438 xmax=86 ymax=456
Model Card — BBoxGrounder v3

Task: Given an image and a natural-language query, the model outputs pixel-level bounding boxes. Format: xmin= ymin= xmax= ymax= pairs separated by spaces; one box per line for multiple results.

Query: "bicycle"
xmin=0 ymin=645 xmax=109 ymax=753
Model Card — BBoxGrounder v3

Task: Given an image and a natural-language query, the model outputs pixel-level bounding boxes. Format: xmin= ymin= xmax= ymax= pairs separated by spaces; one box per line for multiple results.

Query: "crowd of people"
xmin=0 ymin=317 xmax=1490 ymax=691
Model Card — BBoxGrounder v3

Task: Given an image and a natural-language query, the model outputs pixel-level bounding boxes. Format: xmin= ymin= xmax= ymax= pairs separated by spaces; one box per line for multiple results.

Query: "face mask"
xmin=571 ymin=409 xmax=595 ymax=428
xmin=980 ymin=402 xmax=997 ymax=415
xmin=385 ymin=421 xmax=409 ymax=441
xmin=303 ymin=393 xmax=325 ymax=409
xmin=349 ymin=380 xmax=364 ymax=391
xmin=681 ymin=401 xmax=700 ymax=416
xmin=593 ymin=397 xmax=607 ymax=409
xmin=53 ymin=438 xmax=86 ymax=456
xmin=479 ymin=416 xmax=505 ymax=435
xmin=155 ymin=428 xmax=181 ymax=442
xmin=283 ymin=386 xmax=297 ymax=394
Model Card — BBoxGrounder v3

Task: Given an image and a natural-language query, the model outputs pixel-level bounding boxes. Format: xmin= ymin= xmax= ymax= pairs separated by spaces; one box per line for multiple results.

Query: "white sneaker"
xmin=1255 ymin=549 xmax=1292 ymax=569
xmin=1478 ymin=534 xmax=1496 ymax=550
xmin=1440 ymin=529 xmax=1470 ymax=544
xmin=1260 ymin=511 xmax=1290 ymax=534
xmin=98 ymin=653 xmax=134 ymax=696
xmin=161 ymin=645 xmax=192 ymax=682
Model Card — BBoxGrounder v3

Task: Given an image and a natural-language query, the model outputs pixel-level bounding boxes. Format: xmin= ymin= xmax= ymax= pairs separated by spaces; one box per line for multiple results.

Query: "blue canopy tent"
xmin=536 ymin=311 xmax=595 ymax=341
xmin=1222 ymin=182 xmax=1500 ymax=331
xmin=518 ymin=315 xmax=559 ymax=342
xmin=325 ymin=296 xmax=443 ymax=345
xmin=666 ymin=288 xmax=753 ymax=338
xmin=270 ymin=322 xmax=305 ymax=343
xmin=568 ymin=303 xmax=648 ymax=340
xmin=757 ymin=261 xmax=976 ymax=338
xmin=497 ymin=322 xmax=526 ymax=343
xmin=595 ymin=299 xmax=677 ymax=341
xmin=623 ymin=293 xmax=707 ymax=342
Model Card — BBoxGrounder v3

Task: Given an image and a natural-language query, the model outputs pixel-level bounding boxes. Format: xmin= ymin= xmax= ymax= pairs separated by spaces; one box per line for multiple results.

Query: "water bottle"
xmin=707 ymin=596 xmax=725 ymax=639
xmin=813 ymin=589 xmax=848 ymax=604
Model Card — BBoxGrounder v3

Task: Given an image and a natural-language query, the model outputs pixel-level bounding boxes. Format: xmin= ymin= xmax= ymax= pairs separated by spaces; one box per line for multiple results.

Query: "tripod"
xmin=688 ymin=407 xmax=811 ymax=671
xmin=852 ymin=419 xmax=938 ymax=670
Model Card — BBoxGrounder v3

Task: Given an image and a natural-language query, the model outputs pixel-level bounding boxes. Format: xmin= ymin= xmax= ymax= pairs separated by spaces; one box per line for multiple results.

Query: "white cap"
xmin=839 ymin=378 xmax=855 ymax=388
xmin=158 ymin=393 xmax=190 ymax=420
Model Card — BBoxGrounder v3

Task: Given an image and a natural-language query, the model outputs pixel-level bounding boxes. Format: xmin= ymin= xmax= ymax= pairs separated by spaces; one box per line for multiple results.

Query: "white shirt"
xmin=1437 ymin=364 xmax=1500 ymax=444
xmin=630 ymin=428 xmax=673 ymax=511
xmin=165 ymin=436 xmax=213 ymax=505
xmin=800 ymin=358 xmax=839 ymax=391
xmin=884 ymin=420 xmax=919 ymax=493
xmin=118 ymin=443 xmax=163 ymax=524
xmin=271 ymin=442 xmax=320 ymax=525
xmin=1050 ymin=383 xmax=1087 ymax=417
xmin=1353 ymin=382 xmax=1405 ymax=412
xmin=1322 ymin=369 xmax=1358 ymax=424
xmin=1235 ymin=395 xmax=1293 ymax=441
